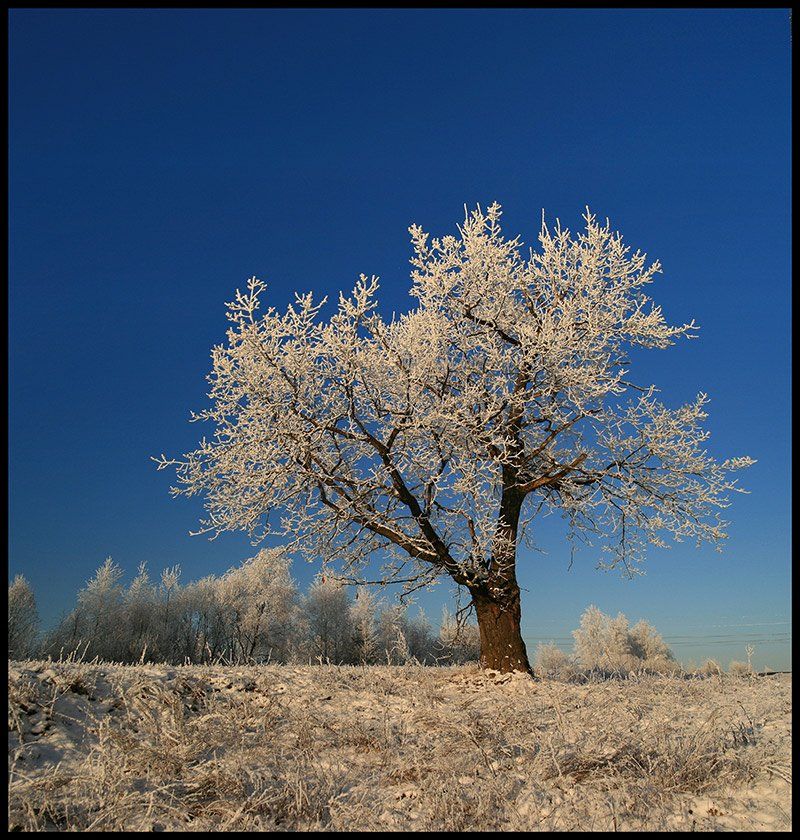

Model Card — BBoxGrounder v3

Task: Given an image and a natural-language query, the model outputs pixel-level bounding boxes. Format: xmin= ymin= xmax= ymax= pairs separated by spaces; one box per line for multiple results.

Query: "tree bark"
xmin=472 ymin=584 xmax=533 ymax=675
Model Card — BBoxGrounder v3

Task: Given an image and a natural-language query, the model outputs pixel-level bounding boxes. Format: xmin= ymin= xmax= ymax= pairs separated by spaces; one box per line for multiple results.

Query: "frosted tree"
xmin=152 ymin=565 xmax=182 ymax=661
xmin=75 ymin=557 xmax=126 ymax=661
xmin=41 ymin=557 xmax=125 ymax=662
xmin=172 ymin=582 xmax=210 ymax=663
xmin=406 ymin=607 xmax=436 ymax=663
xmin=123 ymin=562 xmax=156 ymax=662
xmin=350 ymin=588 xmax=381 ymax=664
xmin=156 ymin=204 xmax=753 ymax=673
xmin=572 ymin=605 xmax=637 ymax=674
xmin=303 ymin=574 xmax=354 ymax=663
xmin=181 ymin=575 xmax=229 ymax=663
xmin=218 ymin=548 xmax=300 ymax=663
xmin=8 ymin=575 xmax=39 ymax=659
xmin=36 ymin=553 xmax=307 ymax=665
xmin=572 ymin=604 xmax=609 ymax=673
xmin=376 ymin=602 xmax=410 ymax=664
xmin=605 ymin=612 xmax=638 ymax=674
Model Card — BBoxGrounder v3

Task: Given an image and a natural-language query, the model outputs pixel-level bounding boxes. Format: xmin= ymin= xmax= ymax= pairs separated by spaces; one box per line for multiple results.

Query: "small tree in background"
xmin=438 ymin=606 xmax=481 ymax=664
xmin=8 ymin=575 xmax=39 ymax=659
xmin=304 ymin=574 xmax=354 ymax=663
xmin=124 ymin=562 xmax=156 ymax=662
xmin=157 ymin=203 xmax=753 ymax=674
xmin=351 ymin=588 xmax=381 ymax=664
xmin=376 ymin=602 xmax=410 ymax=665
xmin=41 ymin=557 xmax=127 ymax=662
xmin=77 ymin=557 xmax=126 ymax=661
xmin=406 ymin=607 xmax=436 ymax=663
xmin=153 ymin=565 xmax=182 ymax=662
xmin=218 ymin=548 xmax=300 ymax=664
xmin=572 ymin=605 xmax=609 ymax=674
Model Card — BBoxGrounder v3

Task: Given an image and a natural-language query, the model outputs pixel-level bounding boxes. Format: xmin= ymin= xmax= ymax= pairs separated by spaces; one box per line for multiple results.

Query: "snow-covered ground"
xmin=8 ymin=661 xmax=791 ymax=831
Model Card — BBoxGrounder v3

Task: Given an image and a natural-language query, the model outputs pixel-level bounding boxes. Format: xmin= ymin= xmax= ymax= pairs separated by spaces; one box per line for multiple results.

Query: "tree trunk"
xmin=471 ymin=466 xmax=533 ymax=675
xmin=472 ymin=586 xmax=533 ymax=675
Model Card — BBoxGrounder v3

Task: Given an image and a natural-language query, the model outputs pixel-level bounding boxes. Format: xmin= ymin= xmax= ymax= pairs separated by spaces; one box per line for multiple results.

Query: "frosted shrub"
xmin=534 ymin=643 xmax=576 ymax=680
xmin=572 ymin=606 xmax=679 ymax=678
xmin=438 ymin=608 xmax=481 ymax=664
xmin=629 ymin=619 xmax=679 ymax=674
xmin=630 ymin=619 xmax=672 ymax=661
xmin=605 ymin=612 xmax=640 ymax=674
xmin=573 ymin=606 xmax=638 ymax=676
xmin=643 ymin=656 xmax=682 ymax=676
xmin=699 ymin=659 xmax=723 ymax=677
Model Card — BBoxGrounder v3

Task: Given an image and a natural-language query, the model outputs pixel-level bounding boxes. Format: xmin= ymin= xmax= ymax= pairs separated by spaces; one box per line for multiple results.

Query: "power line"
xmin=523 ymin=635 xmax=791 ymax=646
xmin=521 ymin=633 xmax=791 ymax=641
xmin=521 ymin=630 xmax=791 ymax=640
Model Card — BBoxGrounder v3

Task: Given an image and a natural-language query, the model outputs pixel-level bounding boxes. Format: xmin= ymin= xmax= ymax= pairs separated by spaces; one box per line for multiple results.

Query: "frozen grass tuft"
xmin=728 ymin=660 xmax=753 ymax=677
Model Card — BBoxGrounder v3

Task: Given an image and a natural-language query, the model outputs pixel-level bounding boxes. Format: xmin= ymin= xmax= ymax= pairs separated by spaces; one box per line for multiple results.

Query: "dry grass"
xmin=7 ymin=660 xmax=792 ymax=831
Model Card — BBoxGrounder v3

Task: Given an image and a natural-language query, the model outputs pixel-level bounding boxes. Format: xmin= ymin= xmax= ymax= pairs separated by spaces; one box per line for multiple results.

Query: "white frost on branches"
xmin=155 ymin=204 xmax=754 ymax=589
xmin=32 ymin=554 xmax=458 ymax=666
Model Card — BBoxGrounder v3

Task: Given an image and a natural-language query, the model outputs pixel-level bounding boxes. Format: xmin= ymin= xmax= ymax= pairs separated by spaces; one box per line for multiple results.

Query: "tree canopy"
xmin=157 ymin=204 xmax=753 ymax=671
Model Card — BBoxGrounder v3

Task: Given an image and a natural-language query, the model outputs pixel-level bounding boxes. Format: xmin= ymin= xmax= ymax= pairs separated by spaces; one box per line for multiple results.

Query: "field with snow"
xmin=8 ymin=661 xmax=791 ymax=832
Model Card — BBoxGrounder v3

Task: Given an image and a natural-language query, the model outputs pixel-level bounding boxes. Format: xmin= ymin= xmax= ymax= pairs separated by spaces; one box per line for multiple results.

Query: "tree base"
xmin=473 ymin=593 xmax=533 ymax=675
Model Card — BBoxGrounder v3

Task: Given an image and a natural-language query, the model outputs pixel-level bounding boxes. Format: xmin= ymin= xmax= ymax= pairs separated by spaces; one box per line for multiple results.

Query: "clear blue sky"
xmin=9 ymin=9 xmax=791 ymax=670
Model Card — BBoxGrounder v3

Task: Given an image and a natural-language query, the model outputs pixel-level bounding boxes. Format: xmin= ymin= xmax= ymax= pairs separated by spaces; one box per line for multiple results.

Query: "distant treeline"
xmin=8 ymin=556 xmax=755 ymax=677
xmin=7 ymin=551 xmax=480 ymax=666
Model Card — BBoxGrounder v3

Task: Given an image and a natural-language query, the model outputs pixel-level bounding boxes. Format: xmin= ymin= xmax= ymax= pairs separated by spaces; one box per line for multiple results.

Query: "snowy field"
xmin=8 ymin=661 xmax=791 ymax=832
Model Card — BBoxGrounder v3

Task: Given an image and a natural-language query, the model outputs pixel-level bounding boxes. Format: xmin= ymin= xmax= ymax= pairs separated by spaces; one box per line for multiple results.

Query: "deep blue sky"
xmin=9 ymin=9 xmax=791 ymax=669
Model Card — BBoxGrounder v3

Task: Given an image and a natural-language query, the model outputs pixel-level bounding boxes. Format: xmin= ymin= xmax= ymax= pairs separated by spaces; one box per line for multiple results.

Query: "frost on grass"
xmin=8 ymin=661 xmax=791 ymax=832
